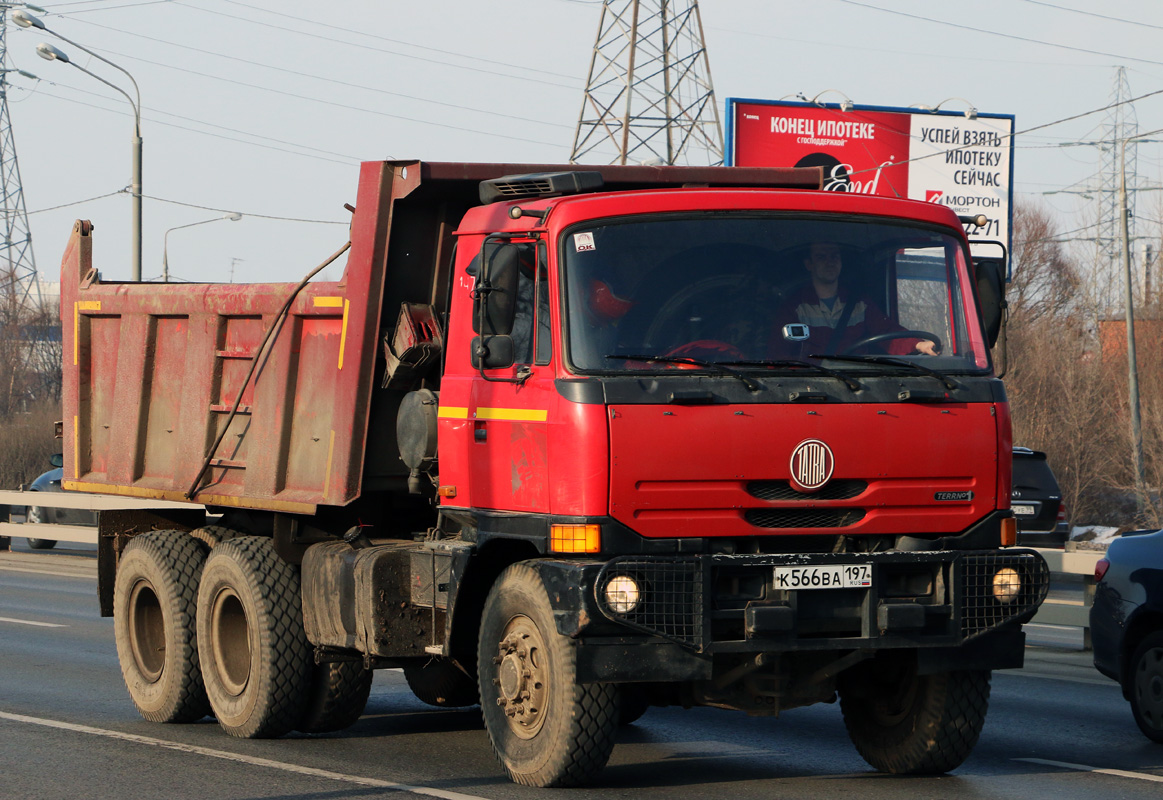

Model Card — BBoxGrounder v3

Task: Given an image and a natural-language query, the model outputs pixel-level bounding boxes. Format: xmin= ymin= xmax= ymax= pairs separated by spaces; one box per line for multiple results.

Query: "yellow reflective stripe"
xmin=313 ymin=296 xmax=344 ymax=307
xmin=438 ymin=406 xmax=469 ymax=420
xmin=476 ymin=407 xmax=548 ymax=422
xmin=73 ymin=301 xmax=100 ymax=366
xmin=337 ymin=299 xmax=349 ymax=369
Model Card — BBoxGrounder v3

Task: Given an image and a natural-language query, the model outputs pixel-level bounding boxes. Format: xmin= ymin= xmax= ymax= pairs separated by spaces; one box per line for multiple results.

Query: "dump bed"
xmin=60 ymin=160 xmax=820 ymax=512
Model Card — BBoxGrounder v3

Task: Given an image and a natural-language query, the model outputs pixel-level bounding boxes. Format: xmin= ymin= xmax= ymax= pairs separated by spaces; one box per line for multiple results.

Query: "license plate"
xmin=774 ymin=565 xmax=872 ymax=590
xmin=1012 ymin=504 xmax=1036 ymax=516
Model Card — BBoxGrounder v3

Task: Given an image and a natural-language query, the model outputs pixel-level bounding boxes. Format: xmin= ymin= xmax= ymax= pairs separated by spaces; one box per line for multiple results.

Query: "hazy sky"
xmin=6 ymin=0 xmax=1162 ymax=287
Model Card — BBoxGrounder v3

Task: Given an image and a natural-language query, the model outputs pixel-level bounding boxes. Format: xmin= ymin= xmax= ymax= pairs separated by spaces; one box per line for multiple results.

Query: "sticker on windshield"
xmin=573 ymin=232 xmax=596 ymax=252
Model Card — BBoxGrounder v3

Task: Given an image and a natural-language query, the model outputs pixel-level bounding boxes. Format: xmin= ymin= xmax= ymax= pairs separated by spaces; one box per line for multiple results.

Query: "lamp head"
xmin=12 ymin=9 xmax=46 ymax=29
xmin=36 ymin=42 xmax=68 ymax=63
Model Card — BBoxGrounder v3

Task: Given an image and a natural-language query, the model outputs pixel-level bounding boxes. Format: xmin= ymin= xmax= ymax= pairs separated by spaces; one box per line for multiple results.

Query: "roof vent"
xmin=480 ymin=171 xmax=604 ymax=204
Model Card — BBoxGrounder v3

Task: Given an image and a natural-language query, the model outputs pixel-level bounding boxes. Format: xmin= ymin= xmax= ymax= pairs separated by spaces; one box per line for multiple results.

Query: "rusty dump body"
xmin=60 ymin=160 xmax=821 ymax=515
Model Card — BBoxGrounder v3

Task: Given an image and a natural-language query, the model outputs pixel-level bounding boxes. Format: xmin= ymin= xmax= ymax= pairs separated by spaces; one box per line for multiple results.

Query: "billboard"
xmin=725 ymin=98 xmax=1015 ymax=255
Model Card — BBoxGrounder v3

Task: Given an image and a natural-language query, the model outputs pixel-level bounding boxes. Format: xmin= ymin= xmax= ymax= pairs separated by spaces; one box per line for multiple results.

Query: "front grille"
xmin=596 ymin=557 xmax=703 ymax=648
xmin=746 ymin=508 xmax=866 ymax=528
xmin=959 ymin=552 xmax=1051 ymax=638
xmin=748 ymin=479 xmax=867 ymax=501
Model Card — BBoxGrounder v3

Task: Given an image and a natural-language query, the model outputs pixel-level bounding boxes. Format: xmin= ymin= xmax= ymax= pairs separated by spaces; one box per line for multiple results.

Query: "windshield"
xmin=561 ymin=215 xmax=988 ymax=374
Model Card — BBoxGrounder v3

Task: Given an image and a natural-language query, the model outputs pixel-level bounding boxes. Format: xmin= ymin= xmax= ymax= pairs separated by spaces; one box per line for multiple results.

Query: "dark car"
xmin=1091 ymin=528 xmax=1163 ymax=743
xmin=1012 ymin=447 xmax=1069 ymax=547
xmin=23 ymin=454 xmax=97 ymax=550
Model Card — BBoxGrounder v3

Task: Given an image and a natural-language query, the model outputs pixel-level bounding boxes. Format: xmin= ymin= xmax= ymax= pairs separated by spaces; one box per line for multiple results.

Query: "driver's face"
xmin=804 ymin=243 xmax=843 ymax=286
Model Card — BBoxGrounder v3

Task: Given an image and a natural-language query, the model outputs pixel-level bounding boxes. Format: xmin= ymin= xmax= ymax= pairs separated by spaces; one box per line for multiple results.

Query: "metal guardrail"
xmin=0 ymin=488 xmax=203 ymax=548
xmin=1028 ymin=546 xmax=1104 ymax=649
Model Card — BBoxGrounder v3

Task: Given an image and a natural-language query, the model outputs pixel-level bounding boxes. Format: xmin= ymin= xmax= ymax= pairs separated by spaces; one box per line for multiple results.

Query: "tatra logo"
xmin=789 ymin=439 xmax=834 ymax=492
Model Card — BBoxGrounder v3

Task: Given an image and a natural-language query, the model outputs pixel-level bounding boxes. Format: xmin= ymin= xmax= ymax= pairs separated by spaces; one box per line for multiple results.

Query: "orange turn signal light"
xmin=550 ymin=524 xmax=601 ymax=554
xmin=1000 ymin=517 xmax=1017 ymax=547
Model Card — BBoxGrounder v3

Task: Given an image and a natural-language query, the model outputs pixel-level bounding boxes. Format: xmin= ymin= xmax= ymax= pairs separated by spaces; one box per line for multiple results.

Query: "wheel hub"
xmin=492 ymin=615 xmax=548 ymax=739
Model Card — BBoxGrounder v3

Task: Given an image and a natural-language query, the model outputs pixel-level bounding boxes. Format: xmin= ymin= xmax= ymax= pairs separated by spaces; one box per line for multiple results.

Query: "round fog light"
xmin=604 ymin=575 xmax=641 ymax=614
xmin=992 ymin=567 xmax=1021 ymax=604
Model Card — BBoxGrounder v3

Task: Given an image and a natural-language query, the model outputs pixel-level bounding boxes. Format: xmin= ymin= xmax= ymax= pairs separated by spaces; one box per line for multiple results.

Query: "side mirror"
xmin=973 ymin=257 xmax=1006 ymax=349
xmin=472 ymin=242 xmax=521 ymax=336
xmin=471 ymin=335 xmax=515 ymax=370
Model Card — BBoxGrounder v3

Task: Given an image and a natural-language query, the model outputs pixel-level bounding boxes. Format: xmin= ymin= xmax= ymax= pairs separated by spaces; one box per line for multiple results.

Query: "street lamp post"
xmin=1118 ymin=131 xmax=1162 ymax=518
xmin=162 ymin=213 xmax=242 ymax=282
xmin=17 ymin=10 xmax=143 ymax=281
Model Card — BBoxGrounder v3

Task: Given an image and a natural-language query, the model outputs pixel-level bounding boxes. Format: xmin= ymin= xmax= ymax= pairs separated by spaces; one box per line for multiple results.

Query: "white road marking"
xmin=1002 ymin=670 xmax=1117 ymax=687
xmin=1015 ymin=757 xmax=1163 ymax=783
xmin=0 ymin=711 xmax=489 ymax=800
xmin=0 ymin=616 xmax=67 ymax=628
xmin=0 ymin=565 xmax=94 ymax=579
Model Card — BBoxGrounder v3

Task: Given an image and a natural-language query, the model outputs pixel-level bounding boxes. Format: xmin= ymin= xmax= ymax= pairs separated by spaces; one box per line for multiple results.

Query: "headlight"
xmin=992 ymin=567 xmax=1021 ymax=603
xmin=604 ymin=575 xmax=641 ymax=614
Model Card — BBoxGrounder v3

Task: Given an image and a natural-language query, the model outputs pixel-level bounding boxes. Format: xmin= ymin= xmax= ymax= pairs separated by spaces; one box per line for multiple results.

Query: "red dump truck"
xmin=61 ymin=160 xmax=1048 ymax=787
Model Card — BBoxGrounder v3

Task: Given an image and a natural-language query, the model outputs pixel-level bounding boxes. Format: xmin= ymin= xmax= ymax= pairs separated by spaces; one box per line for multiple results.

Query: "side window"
xmin=535 ymin=242 xmax=551 ymax=365
xmin=895 ymin=246 xmax=953 ymax=342
xmin=511 ymin=244 xmax=537 ymax=365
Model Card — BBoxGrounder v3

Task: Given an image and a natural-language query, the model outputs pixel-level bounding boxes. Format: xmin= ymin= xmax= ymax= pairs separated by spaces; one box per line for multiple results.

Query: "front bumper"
xmin=591 ymin=549 xmax=1049 ymax=655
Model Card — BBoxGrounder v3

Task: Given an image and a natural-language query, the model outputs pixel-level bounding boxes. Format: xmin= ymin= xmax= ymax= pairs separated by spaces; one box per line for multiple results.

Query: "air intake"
xmin=479 ymin=171 xmax=605 ymax=203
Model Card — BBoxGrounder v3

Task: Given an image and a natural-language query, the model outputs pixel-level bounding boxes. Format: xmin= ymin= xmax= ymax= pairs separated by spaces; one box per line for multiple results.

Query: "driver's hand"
xmin=915 ymin=340 xmax=939 ymax=356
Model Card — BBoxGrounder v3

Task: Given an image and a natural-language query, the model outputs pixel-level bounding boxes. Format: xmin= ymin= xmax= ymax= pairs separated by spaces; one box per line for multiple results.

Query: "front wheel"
xmin=1129 ymin=631 xmax=1163 ymax=743
xmin=478 ymin=562 xmax=619 ymax=788
xmin=839 ymin=659 xmax=990 ymax=774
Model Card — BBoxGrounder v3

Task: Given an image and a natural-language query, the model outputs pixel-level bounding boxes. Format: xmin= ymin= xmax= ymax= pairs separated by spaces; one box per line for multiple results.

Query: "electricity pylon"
xmin=570 ymin=0 xmax=724 ymax=166
xmin=0 ymin=4 xmax=40 ymax=322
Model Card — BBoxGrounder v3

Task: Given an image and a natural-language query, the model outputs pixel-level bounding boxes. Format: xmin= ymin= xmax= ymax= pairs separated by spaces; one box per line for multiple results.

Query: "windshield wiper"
xmin=808 ymin=353 xmax=959 ymax=391
xmin=718 ymin=359 xmax=863 ymax=392
xmin=606 ymin=354 xmax=763 ymax=392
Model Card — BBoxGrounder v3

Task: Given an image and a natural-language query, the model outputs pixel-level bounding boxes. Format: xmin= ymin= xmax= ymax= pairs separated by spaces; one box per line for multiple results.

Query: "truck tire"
xmin=404 ymin=660 xmax=479 ymax=707
xmin=189 ymin=524 xmax=242 ymax=551
xmin=478 ymin=562 xmax=619 ymax=788
xmin=1129 ymin=631 xmax=1163 ymax=743
xmin=196 ymin=536 xmax=312 ymax=738
xmin=113 ymin=530 xmax=211 ymax=723
xmin=297 ymin=660 xmax=374 ymax=733
xmin=24 ymin=503 xmax=57 ymax=550
xmin=839 ymin=661 xmax=990 ymax=774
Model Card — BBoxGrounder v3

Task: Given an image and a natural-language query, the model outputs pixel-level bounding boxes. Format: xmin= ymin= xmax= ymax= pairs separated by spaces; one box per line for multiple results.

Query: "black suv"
xmin=1012 ymin=447 xmax=1069 ymax=547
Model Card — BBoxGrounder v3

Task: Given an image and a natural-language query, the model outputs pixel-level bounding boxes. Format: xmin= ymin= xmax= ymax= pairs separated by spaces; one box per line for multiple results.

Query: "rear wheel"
xmin=189 ymin=524 xmax=242 ymax=551
xmin=113 ymin=530 xmax=210 ymax=723
xmin=404 ymin=659 xmax=479 ymax=708
xmin=478 ymin=562 xmax=619 ymax=787
xmin=297 ymin=660 xmax=373 ymax=733
xmin=196 ymin=536 xmax=312 ymax=738
xmin=1129 ymin=631 xmax=1163 ymax=743
xmin=839 ymin=658 xmax=990 ymax=774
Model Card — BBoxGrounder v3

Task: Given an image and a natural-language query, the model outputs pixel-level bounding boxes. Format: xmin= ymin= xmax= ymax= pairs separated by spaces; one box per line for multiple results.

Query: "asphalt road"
xmin=2 ymin=543 xmax=1161 ymax=800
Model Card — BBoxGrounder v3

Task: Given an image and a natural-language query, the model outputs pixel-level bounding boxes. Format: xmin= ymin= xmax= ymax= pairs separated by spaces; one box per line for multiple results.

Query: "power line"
xmin=13 ymin=82 xmax=359 ymax=165
xmin=142 ymin=191 xmax=348 ymax=224
xmin=219 ymin=0 xmax=582 ymax=82
xmin=1015 ymin=0 xmax=1163 ymax=32
xmin=15 ymin=37 xmax=568 ymax=150
xmin=168 ymin=0 xmax=580 ymax=91
xmin=833 ymin=0 xmax=1163 ymax=67
xmin=67 ymin=16 xmax=575 ymax=131
xmin=27 ymin=189 xmax=122 ymax=214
